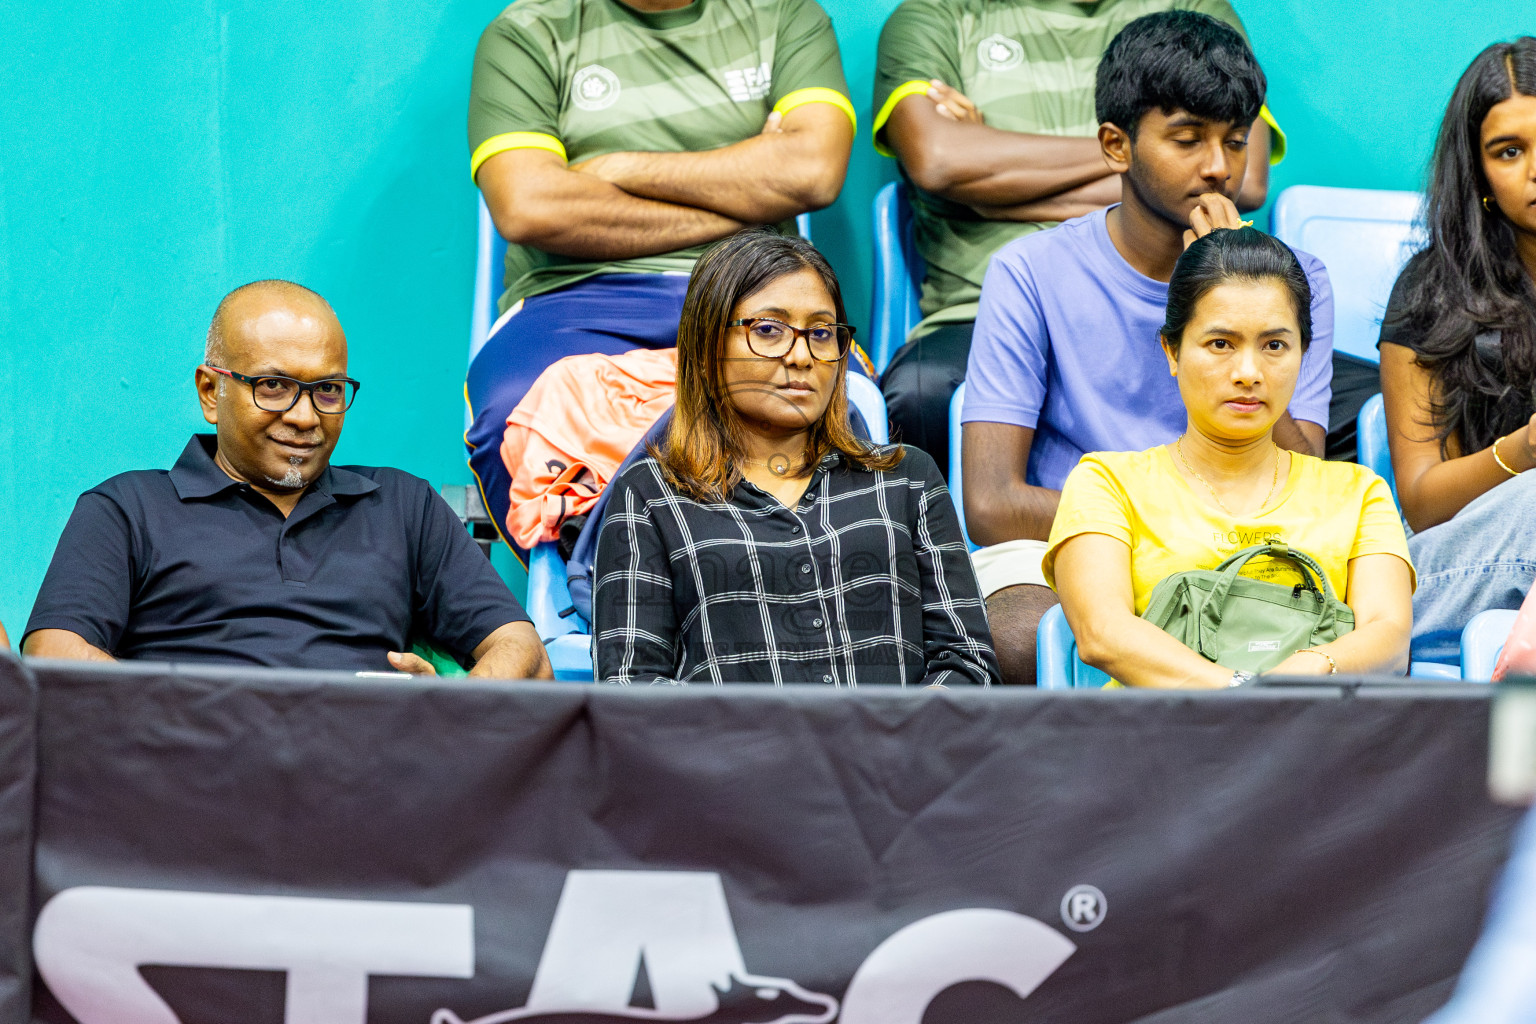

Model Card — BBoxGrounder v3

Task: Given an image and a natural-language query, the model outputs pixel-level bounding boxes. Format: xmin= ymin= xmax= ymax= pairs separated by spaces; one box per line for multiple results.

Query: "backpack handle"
xmin=1198 ymin=543 xmax=1345 ymax=657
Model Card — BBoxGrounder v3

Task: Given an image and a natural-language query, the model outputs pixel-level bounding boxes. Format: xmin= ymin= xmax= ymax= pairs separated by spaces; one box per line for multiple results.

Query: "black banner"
xmin=0 ymin=658 xmax=34 ymax=1023
xmin=18 ymin=663 xmax=1525 ymax=1024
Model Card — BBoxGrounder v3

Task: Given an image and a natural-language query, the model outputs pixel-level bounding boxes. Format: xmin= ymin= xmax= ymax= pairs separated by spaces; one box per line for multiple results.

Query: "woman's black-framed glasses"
xmin=205 ymin=366 xmax=361 ymax=414
xmin=729 ymin=318 xmax=854 ymax=363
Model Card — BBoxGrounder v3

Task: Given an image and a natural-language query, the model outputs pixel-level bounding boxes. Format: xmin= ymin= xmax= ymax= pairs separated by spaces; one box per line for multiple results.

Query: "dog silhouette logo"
xmin=430 ymin=971 xmax=838 ymax=1024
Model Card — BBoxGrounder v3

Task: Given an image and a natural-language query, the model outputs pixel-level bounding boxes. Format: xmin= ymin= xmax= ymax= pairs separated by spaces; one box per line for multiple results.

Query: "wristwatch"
xmin=1229 ymin=670 xmax=1258 ymax=688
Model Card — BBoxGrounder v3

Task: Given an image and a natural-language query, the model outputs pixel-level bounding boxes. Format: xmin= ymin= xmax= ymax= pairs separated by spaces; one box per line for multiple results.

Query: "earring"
xmin=1483 ymin=195 xmax=1497 ymax=214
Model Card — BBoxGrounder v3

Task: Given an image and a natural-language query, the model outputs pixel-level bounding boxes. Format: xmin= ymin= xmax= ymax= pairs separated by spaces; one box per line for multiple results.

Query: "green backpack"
xmin=1141 ymin=542 xmax=1354 ymax=674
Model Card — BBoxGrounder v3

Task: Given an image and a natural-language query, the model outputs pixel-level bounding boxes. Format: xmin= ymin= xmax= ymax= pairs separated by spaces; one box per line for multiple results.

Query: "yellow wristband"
xmin=1298 ymin=648 xmax=1337 ymax=674
xmin=1493 ymin=435 xmax=1522 ymax=477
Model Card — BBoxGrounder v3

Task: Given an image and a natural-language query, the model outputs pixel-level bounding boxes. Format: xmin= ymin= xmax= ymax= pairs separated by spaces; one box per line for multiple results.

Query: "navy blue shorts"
xmin=465 ymin=273 xmax=690 ymax=551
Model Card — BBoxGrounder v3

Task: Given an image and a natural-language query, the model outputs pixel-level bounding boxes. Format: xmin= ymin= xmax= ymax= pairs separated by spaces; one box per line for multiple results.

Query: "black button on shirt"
xmin=593 ymin=446 xmax=999 ymax=686
xmin=25 ymin=434 xmax=529 ymax=671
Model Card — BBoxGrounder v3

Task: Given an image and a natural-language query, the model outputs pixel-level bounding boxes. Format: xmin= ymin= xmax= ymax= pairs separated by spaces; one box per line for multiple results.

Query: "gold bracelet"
xmin=1492 ymin=434 xmax=1522 ymax=478
xmin=1298 ymin=648 xmax=1337 ymax=674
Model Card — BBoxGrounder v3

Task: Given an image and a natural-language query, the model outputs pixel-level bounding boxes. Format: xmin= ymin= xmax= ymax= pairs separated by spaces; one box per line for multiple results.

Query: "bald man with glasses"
xmin=24 ymin=280 xmax=552 ymax=679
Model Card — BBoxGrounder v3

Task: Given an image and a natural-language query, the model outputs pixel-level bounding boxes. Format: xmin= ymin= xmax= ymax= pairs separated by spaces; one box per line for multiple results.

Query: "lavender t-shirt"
xmin=962 ymin=206 xmax=1334 ymax=491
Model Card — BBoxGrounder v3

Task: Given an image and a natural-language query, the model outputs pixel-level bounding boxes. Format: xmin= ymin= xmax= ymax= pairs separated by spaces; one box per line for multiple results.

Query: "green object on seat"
xmin=411 ymin=642 xmax=468 ymax=678
xmin=1142 ymin=543 xmax=1355 ymax=675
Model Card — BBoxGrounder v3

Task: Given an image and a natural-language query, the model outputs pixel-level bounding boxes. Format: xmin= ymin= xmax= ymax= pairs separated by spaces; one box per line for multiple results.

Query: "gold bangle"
xmin=1298 ymin=648 xmax=1336 ymax=674
xmin=1492 ymin=435 xmax=1522 ymax=478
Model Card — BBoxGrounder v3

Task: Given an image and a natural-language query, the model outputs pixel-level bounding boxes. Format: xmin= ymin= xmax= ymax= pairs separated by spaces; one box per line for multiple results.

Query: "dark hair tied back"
xmin=1161 ymin=227 xmax=1312 ymax=351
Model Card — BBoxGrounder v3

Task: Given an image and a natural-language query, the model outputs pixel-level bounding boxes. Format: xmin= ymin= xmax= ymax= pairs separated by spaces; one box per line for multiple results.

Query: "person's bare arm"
xmin=1234 ymin=116 xmax=1270 ymax=213
xmin=388 ymin=621 xmax=554 ymax=680
xmin=1054 ymin=533 xmax=1233 ymax=688
xmin=969 ymin=176 xmax=1122 ymax=224
xmin=1267 ymin=553 xmax=1412 ymax=677
xmin=467 ymin=621 xmax=553 ymax=680
xmin=1273 ymin=413 xmax=1325 ymax=458
xmin=1381 ymin=342 xmax=1536 ymax=532
xmin=962 ymin=422 xmax=1060 ymax=545
xmin=0 ymin=621 xmax=8 ymax=650
xmin=884 ymin=82 xmax=1112 ymax=209
xmin=571 ymin=104 xmax=853 ymax=225
xmin=22 ymin=629 xmax=116 ymax=662
xmin=477 ymin=148 xmax=744 ymax=261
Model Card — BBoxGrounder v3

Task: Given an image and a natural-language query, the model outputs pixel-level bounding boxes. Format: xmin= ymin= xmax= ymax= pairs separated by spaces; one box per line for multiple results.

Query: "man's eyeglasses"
xmin=205 ymin=366 xmax=361 ymax=414
xmin=729 ymin=318 xmax=855 ymax=363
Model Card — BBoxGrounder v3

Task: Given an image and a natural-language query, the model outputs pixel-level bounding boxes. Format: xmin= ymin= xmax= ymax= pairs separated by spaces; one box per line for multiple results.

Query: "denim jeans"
xmin=1409 ymin=470 xmax=1536 ymax=663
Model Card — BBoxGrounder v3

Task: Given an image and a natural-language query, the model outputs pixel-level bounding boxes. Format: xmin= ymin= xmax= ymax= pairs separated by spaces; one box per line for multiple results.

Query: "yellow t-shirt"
xmin=1042 ymin=446 xmax=1414 ymax=614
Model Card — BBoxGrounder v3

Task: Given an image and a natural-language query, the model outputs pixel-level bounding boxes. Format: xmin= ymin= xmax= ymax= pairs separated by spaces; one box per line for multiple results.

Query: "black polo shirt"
xmin=25 ymin=435 xmax=529 ymax=671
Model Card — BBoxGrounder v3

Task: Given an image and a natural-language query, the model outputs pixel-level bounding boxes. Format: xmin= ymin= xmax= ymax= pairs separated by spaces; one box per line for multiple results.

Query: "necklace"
xmin=1175 ymin=436 xmax=1282 ymax=517
xmin=746 ymin=454 xmax=799 ymax=477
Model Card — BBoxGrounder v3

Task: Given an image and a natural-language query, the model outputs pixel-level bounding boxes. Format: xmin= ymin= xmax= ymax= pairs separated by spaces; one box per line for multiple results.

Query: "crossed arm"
xmin=478 ymin=103 xmax=853 ymax=260
xmin=882 ymin=82 xmax=1270 ymax=221
xmin=1053 ymin=533 xmax=1411 ymax=687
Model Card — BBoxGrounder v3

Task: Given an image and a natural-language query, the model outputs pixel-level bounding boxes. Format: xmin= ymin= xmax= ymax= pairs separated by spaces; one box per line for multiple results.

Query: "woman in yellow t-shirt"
xmin=1044 ymin=228 xmax=1415 ymax=688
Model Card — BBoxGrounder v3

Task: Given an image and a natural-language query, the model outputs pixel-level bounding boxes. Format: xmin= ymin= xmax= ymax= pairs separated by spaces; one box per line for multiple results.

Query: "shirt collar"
xmin=169 ymin=434 xmax=379 ymax=502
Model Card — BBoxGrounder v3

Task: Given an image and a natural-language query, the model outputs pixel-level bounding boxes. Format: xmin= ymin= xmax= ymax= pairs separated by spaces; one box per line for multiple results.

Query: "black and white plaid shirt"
xmin=593 ymin=446 xmax=998 ymax=686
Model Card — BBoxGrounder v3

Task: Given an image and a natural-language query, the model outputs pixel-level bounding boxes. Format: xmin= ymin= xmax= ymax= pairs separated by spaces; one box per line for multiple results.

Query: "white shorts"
xmin=969 ymin=538 xmax=1051 ymax=599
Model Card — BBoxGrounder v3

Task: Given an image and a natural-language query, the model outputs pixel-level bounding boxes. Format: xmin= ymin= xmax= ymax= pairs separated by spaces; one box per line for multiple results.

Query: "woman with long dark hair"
xmin=1047 ymin=228 xmax=1413 ymax=687
xmin=593 ymin=229 xmax=998 ymax=685
xmin=1380 ymin=37 xmax=1536 ymax=662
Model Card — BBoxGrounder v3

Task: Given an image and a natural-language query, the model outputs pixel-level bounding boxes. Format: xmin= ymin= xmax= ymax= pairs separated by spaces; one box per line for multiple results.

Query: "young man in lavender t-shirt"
xmin=960 ymin=11 xmax=1334 ymax=685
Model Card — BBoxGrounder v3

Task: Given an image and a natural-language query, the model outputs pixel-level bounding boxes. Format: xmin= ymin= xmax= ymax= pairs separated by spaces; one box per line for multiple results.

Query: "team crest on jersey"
xmin=573 ymin=64 xmax=621 ymax=111
xmin=724 ymin=62 xmax=772 ymax=102
xmin=977 ymin=33 xmax=1023 ymax=71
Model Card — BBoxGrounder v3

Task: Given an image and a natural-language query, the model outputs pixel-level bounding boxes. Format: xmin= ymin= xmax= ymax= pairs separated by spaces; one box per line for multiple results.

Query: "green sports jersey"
xmin=470 ymin=0 xmax=852 ymax=312
xmin=872 ymin=0 xmax=1280 ymax=335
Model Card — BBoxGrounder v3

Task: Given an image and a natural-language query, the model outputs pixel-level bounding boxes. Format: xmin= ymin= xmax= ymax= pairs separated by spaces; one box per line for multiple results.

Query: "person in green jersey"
xmin=465 ymin=0 xmax=856 ymax=545
xmin=870 ymin=0 xmax=1285 ymax=480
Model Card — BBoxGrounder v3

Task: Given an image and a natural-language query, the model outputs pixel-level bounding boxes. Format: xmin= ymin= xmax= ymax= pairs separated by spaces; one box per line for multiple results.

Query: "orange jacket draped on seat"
xmin=499 ymin=348 xmax=677 ymax=549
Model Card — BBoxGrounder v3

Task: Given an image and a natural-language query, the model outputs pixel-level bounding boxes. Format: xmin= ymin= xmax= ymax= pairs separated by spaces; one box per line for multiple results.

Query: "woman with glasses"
xmin=593 ymin=230 xmax=998 ymax=686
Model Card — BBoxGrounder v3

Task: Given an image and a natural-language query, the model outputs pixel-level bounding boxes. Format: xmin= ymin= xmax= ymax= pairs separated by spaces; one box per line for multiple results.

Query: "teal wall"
xmin=1 ymin=1 xmax=1531 ymax=634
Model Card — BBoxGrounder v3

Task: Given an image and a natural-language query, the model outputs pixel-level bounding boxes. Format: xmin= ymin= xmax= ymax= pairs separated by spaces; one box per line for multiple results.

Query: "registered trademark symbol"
xmin=1060 ymin=884 xmax=1106 ymax=932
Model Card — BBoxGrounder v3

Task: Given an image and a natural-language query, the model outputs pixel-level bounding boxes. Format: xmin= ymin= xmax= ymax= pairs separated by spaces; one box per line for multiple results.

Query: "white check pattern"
xmin=593 ymin=447 xmax=998 ymax=686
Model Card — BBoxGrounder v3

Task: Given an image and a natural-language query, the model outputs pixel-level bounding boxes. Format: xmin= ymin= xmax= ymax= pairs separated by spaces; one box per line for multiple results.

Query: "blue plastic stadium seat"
xmin=846 ymin=372 xmax=891 ymax=444
xmin=544 ymin=635 xmax=596 ymax=682
xmin=1356 ymin=393 xmax=1396 ymax=501
xmin=470 ymin=195 xmax=505 ymax=372
xmin=1035 ymin=605 xmax=1112 ymax=689
xmin=1463 ymin=609 xmax=1520 ymax=681
xmin=947 ymin=382 xmax=977 ymax=551
xmin=870 ymin=181 xmax=924 ymax=375
xmin=1270 ymin=185 xmax=1423 ymax=363
xmin=526 ymin=542 xmax=593 ymax=682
